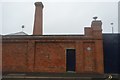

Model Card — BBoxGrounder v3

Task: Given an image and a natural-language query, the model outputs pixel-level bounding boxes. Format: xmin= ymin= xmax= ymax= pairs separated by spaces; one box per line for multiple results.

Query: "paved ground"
xmin=1 ymin=73 xmax=120 ymax=80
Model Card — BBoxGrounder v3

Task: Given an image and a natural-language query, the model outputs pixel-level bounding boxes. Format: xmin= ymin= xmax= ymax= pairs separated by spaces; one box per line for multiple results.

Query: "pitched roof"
xmin=7 ymin=31 xmax=28 ymax=35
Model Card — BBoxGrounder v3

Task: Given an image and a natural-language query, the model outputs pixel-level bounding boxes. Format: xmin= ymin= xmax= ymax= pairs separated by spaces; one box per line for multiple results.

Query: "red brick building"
xmin=2 ymin=2 xmax=104 ymax=74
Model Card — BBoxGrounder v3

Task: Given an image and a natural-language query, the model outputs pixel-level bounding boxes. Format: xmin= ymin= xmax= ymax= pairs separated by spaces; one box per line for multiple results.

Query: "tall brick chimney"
xmin=91 ymin=20 xmax=102 ymax=39
xmin=33 ymin=2 xmax=44 ymax=35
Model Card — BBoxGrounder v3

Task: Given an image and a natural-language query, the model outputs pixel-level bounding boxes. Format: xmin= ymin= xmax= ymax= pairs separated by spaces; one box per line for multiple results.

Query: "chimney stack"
xmin=91 ymin=20 xmax=102 ymax=39
xmin=33 ymin=2 xmax=44 ymax=35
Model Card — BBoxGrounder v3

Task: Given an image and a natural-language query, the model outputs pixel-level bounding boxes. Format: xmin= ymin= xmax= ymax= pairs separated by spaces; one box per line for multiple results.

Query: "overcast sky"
xmin=0 ymin=0 xmax=119 ymax=35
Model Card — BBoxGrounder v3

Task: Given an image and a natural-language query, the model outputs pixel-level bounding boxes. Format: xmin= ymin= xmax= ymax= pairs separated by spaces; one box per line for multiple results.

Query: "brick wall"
xmin=2 ymin=38 xmax=104 ymax=74
xmin=2 ymin=42 xmax=28 ymax=72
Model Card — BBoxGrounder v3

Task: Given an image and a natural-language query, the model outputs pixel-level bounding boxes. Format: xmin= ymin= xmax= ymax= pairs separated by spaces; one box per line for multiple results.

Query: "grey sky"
xmin=118 ymin=1 xmax=120 ymax=33
xmin=0 ymin=0 xmax=119 ymax=35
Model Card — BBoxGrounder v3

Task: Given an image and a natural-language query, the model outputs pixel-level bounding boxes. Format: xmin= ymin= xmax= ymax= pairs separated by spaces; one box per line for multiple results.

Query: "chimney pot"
xmin=35 ymin=2 xmax=44 ymax=8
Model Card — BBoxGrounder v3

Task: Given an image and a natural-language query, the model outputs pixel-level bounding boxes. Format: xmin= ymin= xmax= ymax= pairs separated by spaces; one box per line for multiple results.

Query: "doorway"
xmin=66 ymin=49 xmax=76 ymax=72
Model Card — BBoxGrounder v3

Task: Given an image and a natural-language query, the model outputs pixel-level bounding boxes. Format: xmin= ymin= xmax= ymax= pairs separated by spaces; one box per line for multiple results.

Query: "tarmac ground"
xmin=1 ymin=73 xmax=120 ymax=80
